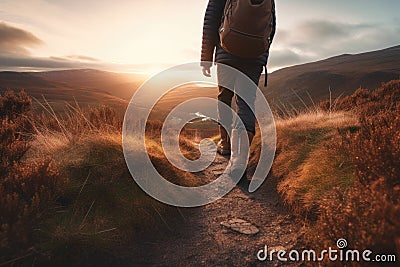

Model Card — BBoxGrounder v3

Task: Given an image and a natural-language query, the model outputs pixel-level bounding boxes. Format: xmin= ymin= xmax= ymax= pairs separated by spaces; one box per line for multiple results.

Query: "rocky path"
xmin=132 ymin=152 xmax=306 ymax=266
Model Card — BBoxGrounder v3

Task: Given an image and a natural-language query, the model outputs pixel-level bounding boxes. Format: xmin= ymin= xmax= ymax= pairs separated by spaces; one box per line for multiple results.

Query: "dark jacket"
xmin=200 ymin=0 xmax=276 ymax=68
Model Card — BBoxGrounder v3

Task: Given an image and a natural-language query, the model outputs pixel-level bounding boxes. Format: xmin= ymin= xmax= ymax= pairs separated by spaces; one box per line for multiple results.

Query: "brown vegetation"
xmin=1 ymin=91 xmax=199 ymax=266
xmin=0 ymin=91 xmax=65 ymax=262
xmin=2 ymin=79 xmax=399 ymax=265
xmin=251 ymin=80 xmax=400 ymax=263
xmin=316 ymin=80 xmax=400 ymax=258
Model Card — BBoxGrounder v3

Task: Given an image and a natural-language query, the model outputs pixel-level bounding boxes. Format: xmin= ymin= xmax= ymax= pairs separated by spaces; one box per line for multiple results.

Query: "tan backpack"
xmin=219 ymin=0 xmax=274 ymax=58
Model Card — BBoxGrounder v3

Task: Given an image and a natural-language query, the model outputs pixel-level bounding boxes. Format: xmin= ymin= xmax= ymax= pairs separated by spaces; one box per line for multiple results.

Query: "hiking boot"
xmin=229 ymin=129 xmax=254 ymax=181
xmin=217 ymin=126 xmax=231 ymax=155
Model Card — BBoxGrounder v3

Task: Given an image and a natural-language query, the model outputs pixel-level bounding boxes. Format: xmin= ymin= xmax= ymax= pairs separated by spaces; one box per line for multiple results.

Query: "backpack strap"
xmin=263 ymin=65 xmax=268 ymax=87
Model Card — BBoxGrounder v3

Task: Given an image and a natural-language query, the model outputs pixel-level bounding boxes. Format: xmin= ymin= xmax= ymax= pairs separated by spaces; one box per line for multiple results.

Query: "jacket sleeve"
xmin=269 ymin=0 xmax=277 ymax=44
xmin=200 ymin=0 xmax=226 ymax=68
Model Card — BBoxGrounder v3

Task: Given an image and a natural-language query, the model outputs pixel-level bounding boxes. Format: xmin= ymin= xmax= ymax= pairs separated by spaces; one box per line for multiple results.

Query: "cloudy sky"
xmin=0 ymin=0 xmax=399 ymax=73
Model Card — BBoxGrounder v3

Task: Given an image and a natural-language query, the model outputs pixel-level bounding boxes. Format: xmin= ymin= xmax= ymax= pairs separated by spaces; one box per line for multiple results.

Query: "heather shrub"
xmin=340 ymin=104 xmax=400 ymax=187
xmin=317 ymin=179 xmax=400 ymax=258
xmin=320 ymin=79 xmax=400 ymax=116
xmin=0 ymin=91 xmax=32 ymax=174
xmin=0 ymin=91 xmax=64 ymax=262
xmin=313 ymin=81 xmax=400 ymax=260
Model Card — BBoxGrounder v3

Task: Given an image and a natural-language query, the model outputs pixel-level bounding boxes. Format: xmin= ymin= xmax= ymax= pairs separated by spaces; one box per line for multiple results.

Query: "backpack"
xmin=219 ymin=0 xmax=274 ymax=58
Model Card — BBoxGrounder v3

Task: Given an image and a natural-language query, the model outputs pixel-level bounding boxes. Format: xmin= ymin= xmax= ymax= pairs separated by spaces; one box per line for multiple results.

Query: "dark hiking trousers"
xmin=217 ymin=63 xmax=263 ymax=135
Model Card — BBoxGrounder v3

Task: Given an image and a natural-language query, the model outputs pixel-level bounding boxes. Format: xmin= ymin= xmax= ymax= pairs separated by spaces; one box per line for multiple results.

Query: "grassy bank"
xmin=0 ymin=92 xmax=198 ymax=266
xmin=273 ymin=111 xmax=358 ymax=215
xmin=250 ymin=80 xmax=400 ymax=262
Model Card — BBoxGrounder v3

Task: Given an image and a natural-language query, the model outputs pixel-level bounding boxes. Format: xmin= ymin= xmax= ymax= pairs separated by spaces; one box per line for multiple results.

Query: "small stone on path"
xmin=220 ymin=218 xmax=259 ymax=235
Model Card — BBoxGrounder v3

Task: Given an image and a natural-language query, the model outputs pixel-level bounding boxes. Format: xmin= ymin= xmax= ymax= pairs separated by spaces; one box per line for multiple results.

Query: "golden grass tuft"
xmin=272 ymin=110 xmax=358 ymax=215
xmin=275 ymin=110 xmax=358 ymax=130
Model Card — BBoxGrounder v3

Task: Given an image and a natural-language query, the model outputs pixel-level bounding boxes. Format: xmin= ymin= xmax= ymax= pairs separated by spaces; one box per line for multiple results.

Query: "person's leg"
xmin=234 ymin=64 xmax=263 ymax=135
xmin=216 ymin=86 xmax=234 ymax=154
xmin=216 ymin=64 xmax=235 ymax=155
xmin=229 ymin=63 xmax=263 ymax=181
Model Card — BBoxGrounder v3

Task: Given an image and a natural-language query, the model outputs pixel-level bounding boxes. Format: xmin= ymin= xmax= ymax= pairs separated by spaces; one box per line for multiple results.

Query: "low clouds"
xmin=300 ymin=20 xmax=373 ymax=42
xmin=0 ymin=21 xmax=154 ymax=73
xmin=290 ymin=19 xmax=378 ymax=54
xmin=269 ymin=49 xmax=310 ymax=69
xmin=0 ymin=56 xmax=100 ymax=69
xmin=0 ymin=21 xmax=103 ymax=71
xmin=65 ymin=55 xmax=99 ymax=62
xmin=0 ymin=21 xmax=43 ymax=56
xmin=269 ymin=19 xmax=400 ymax=70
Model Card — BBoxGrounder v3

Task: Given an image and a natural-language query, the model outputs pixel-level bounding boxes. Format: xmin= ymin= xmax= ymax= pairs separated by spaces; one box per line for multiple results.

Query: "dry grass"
xmin=272 ymin=111 xmax=358 ymax=215
xmin=274 ymin=110 xmax=358 ymax=130
xmin=250 ymin=80 xmax=400 ymax=264
xmin=1 ymin=91 xmax=200 ymax=266
xmin=31 ymin=109 xmax=201 ymax=265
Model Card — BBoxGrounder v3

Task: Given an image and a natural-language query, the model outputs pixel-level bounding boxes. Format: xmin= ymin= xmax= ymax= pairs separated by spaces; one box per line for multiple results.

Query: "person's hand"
xmin=202 ymin=66 xmax=211 ymax=77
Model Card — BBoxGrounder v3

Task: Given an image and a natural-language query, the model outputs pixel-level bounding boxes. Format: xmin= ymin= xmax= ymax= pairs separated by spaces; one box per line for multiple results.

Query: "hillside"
xmin=1 ymin=45 xmax=399 ymax=113
xmin=263 ymin=45 xmax=400 ymax=109
xmin=33 ymin=69 xmax=146 ymax=100
xmin=0 ymin=69 xmax=147 ymax=111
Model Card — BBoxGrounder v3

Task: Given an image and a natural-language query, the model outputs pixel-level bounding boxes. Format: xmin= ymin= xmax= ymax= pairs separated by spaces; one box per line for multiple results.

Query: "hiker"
xmin=201 ymin=0 xmax=276 ymax=181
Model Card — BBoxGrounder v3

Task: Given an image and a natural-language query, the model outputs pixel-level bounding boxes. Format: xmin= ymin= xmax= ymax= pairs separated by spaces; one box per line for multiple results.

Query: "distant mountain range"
xmin=1 ymin=45 xmax=399 ymax=112
xmin=263 ymin=45 xmax=400 ymax=109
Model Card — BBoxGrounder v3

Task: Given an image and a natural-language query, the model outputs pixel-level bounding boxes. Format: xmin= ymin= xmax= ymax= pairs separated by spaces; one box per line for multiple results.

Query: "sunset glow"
xmin=1 ymin=0 xmax=399 ymax=73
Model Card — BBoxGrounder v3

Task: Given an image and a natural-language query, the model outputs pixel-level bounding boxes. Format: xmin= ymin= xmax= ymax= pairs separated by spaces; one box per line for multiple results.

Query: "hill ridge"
xmin=1 ymin=45 xmax=399 ymax=112
xmin=264 ymin=44 xmax=400 ymax=109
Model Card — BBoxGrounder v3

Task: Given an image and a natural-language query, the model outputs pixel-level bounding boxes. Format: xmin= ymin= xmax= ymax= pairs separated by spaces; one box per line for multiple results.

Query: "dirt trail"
xmin=132 ymin=152 xmax=305 ymax=266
